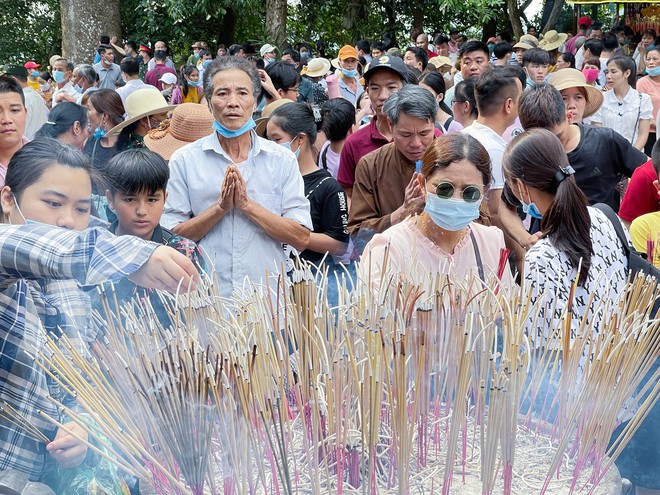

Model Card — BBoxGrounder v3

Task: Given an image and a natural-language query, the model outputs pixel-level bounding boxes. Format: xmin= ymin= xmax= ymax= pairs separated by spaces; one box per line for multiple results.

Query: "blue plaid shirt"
xmin=0 ymin=224 xmax=157 ymax=479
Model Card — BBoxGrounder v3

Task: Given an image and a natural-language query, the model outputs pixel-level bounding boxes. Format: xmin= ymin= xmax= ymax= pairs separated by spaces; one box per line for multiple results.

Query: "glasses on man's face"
xmin=289 ymin=87 xmax=300 ymax=93
xmin=435 ymin=181 xmax=482 ymax=202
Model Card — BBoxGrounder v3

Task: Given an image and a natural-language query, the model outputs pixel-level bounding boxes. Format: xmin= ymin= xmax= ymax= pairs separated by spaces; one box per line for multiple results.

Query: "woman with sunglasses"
xmin=359 ymin=133 xmax=513 ymax=293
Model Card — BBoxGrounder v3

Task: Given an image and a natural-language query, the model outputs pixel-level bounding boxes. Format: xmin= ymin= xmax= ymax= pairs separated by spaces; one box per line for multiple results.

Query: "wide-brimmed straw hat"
xmin=144 ymin=103 xmax=214 ymax=160
xmin=301 ymin=58 xmax=331 ymax=78
xmin=107 ymin=88 xmax=176 ymax=137
xmin=513 ymin=34 xmax=539 ymax=51
xmin=539 ymin=30 xmax=568 ymax=51
xmin=548 ymin=68 xmax=603 ymax=118
xmin=255 ymin=99 xmax=295 ymax=137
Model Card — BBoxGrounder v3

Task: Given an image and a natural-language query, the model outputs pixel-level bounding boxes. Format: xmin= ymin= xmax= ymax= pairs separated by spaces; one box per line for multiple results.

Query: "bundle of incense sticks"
xmin=10 ymin=258 xmax=660 ymax=495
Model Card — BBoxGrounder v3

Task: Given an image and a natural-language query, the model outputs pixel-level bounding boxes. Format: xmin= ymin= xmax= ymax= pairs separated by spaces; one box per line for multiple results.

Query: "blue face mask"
xmin=424 ymin=192 xmax=481 ymax=231
xmin=187 ymin=80 xmax=200 ymax=87
xmin=10 ymin=194 xmax=68 ymax=229
xmin=202 ymin=60 xmax=212 ymax=68
xmin=518 ymin=185 xmax=542 ymax=219
xmin=647 ymin=66 xmax=660 ymax=77
xmin=93 ymin=127 xmax=107 ymax=139
xmin=279 ymin=136 xmax=301 ymax=159
xmin=213 ymin=117 xmax=256 ymax=138
xmin=341 ymin=68 xmax=358 ymax=78
xmin=194 ymin=52 xmax=200 ymax=59
xmin=52 ymin=70 xmax=66 ymax=84
xmin=31 ymin=70 xmax=40 ymax=78
xmin=74 ymin=84 xmax=83 ymax=94
xmin=525 ymin=76 xmax=537 ymax=89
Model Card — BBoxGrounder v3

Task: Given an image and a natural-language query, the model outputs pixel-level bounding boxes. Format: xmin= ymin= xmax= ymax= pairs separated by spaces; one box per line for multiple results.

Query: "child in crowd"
xmin=100 ymin=148 xmax=206 ymax=325
xmin=521 ymin=48 xmax=550 ymax=88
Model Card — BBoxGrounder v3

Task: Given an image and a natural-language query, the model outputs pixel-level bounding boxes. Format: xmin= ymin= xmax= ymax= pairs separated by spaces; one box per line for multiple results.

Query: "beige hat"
xmin=49 ymin=54 xmax=62 ymax=68
xmin=428 ymin=56 xmax=452 ymax=69
xmin=513 ymin=35 xmax=539 ymax=51
xmin=301 ymin=57 xmax=331 ymax=78
xmin=106 ymin=87 xmax=176 ymax=138
xmin=255 ymin=99 xmax=295 ymax=137
xmin=548 ymin=68 xmax=603 ymax=118
xmin=144 ymin=103 xmax=214 ymax=160
xmin=539 ymin=30 xmax=568 ymax=51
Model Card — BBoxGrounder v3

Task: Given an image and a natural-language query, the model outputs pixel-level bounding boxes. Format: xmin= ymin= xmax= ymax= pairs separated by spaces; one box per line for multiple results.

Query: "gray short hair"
xmin=203 ymin=56 xmax=261 ymax=101
xmin=383 ymin=85 xmax=438 ymax=126
xmin=75 ymin=64 xmax=97 ymax=85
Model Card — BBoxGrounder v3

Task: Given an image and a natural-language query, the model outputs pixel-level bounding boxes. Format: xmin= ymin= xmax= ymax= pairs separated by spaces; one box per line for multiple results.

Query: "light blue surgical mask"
xmin=518 ymin=185 xmax=542 ymax=219
xmin=279 ymin=136 xmax=301 ymax=158
xmin=93 ymin=127 xmax=107 ymax=139
xmin=10 ymin=194 xmax=68 ymax=229
xmin=424 ymin=192 xmax=481 ymax=231
xmin=341 ymin=68 xmax=358 ymax=78
xmin=202 ymin=60 xmax=212 ymax=68
xmin=213 ymin=117 xmax=256 ymax=138
xmin=647 ymin=66 xmax=660 ymax=77
xmin=525 ymin=76 xmax=537 ymax=89
xmin=52 ymin=70 xmax=66 ymax=84
xmin=74 ymin=84 xmax=83 ymax=94
xmin=31 ymin=70 xmax=40 ymax=78
xmin=187 ymin=80 xmax=200 ymax=87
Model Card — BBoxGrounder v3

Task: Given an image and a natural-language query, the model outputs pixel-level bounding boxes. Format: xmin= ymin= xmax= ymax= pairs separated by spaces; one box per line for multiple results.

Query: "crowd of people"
xmin=0 ymin=17 xmax=659 ymax=495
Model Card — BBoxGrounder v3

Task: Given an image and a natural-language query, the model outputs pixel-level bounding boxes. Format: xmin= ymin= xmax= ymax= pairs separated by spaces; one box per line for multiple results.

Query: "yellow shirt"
xmin=630 ymin=211 xmax=660 ymax=267
xmin=27 ymin=79 xmax=40 ymax=92
xmin=181 ymin=86 xmax=202 ymax=104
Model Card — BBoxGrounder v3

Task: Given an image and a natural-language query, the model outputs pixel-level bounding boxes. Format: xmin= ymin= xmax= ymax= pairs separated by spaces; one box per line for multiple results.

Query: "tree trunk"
xmin=60 ymin=0 xmax=120 ymax=64
xmin=384 ymin=0 xmax=396 ymax=36
xmin=265 ymin=0 xmax=287 ymax=47
xmin=412 ymin=7 xmax=424 ymax=33
xmin=507 ymin=0 xmax=524 ymax=39
xmin=217 ymin=8 xmax=237 ymax=47
xmin=542 ymin=0 xmax=565 ymax=33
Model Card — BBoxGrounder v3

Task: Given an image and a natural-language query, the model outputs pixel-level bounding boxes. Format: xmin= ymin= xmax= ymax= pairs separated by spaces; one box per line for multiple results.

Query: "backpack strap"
xmin=593 ymin=203 xmax=632 ymax=258
xmin=469 ymin=229 xmax=485 ymax=282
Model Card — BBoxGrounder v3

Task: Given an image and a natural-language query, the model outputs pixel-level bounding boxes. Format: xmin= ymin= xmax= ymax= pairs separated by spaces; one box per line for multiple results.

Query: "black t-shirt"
xmin=301 ymin=169 xmax=349 ymax=264
xmin=502 ymin=124 xmax=647 ymax=211
xmin=84 ymin=133 xmax=130 ymax=194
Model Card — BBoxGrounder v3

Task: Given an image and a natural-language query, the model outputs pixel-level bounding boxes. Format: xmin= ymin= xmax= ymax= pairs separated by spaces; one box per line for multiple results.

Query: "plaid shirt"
xmin=0 ymin=224 xmax=157 ymax=479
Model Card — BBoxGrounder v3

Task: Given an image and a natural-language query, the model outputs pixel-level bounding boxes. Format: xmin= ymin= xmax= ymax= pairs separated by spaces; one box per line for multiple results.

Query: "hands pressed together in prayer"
xmin=219 ymin=165 xmax=250 ymax=212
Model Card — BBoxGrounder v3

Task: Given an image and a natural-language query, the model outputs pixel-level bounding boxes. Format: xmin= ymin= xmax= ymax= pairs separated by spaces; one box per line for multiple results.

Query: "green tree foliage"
xmin=0 ymin=0 xmax=61 ymax=66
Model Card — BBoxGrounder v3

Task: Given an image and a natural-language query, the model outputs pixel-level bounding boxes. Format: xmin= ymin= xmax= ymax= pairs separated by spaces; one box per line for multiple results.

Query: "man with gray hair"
xmin=348 ymin=84 xmax=438 ymax=251
xmin=58 ymin=64 xmax=98 ymax=105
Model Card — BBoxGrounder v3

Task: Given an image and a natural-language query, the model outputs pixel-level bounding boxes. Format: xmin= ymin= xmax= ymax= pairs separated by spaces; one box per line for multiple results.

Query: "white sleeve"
xmin=162 ymin=151 xmax=194 ymax=229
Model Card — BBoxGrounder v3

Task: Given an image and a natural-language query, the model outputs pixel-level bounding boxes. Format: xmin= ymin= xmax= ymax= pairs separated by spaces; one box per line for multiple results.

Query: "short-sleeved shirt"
xmin=359 ymin=218 xmax=514 ymax=297
xmin=116 ymin=78 xmax=151 ymax=106
xmin=590 ymin=88 xmax=653 ymax=145
xmin=523 ymin=207 xmax=628 ymax=342
xmin=630 ymin=211 xmax=660 ymax=266
xmin=501 ymin=124 xmax=647 ymax=212
xmin=337 ymin=117 xmax=389 ymax=190
xmin=145 ymin=64 xmax=178 ymax=91
xmin=318 ymin=141 xmax=341 ymax=179
xmin=637 ymin=76 xmax=660 ymax=131
xmin=162 ymin=131 xmax=312 ymax=298
xmin=338 ymin=75 xmax=364 ymax=106
xmin=619 ymin=159 xmax=658 ymax=222
xmin=301 ymin=169 xmax=349 ymax=264
xmin=462 ymin=121 xmax=507 ymax=189
xmin=93 ymin=62 xmax=125 ymax=90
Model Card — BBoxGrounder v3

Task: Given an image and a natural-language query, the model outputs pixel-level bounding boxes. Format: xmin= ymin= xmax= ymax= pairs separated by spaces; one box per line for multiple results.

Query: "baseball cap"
xmin=260 ymin=44 xmax=277 ymax=57
xmin=363 ymin=55 xmax=408 ymax=83
xmin=3 ymin=64 xmax=28 ymax=77
xmin=338 ymin=45 xmax=358 ymax=60
xmin=159 ymin=72 xmax=178 ymax=85
xmin=24 ymin=61 xmax=40 ymax=70
xmin=578 ymin=16 xmax=592 ymax=29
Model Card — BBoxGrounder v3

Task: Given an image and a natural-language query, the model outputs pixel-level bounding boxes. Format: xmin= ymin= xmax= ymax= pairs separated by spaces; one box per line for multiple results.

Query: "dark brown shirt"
xmin=348 ymin=142 xmax=415 ymax=249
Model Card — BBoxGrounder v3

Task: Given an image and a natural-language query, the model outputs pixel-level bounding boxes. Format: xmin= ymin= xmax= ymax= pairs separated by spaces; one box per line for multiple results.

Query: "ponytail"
xmin=34 ymin=102 xmax=88 ymax=140
xmin=542 ymin=175 xmax=592 ymax=284
xmin=503 ymin=128 xmax=593 ymax=285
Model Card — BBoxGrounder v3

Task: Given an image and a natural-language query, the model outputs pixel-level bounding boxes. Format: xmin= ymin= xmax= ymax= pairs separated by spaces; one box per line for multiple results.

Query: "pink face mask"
xmin=582 ymin=68 xmax=599 ymax=84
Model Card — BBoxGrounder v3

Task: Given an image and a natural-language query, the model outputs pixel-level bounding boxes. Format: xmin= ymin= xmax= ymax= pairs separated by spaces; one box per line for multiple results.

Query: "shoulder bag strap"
xmin=469 ymin=229 xmax=485 ymax=282
xmin=593 ymin=203 xmax=632 ymax=257
xmin=320 ymin=143 xmax=330 ymax=170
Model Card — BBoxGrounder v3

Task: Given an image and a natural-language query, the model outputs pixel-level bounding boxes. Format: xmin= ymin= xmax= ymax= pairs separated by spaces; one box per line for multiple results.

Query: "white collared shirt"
xmin=116 ymin=78 xmax=151 ymax=106
xmin=462 ymin=121 xmax=507 ymax=189
xmin=162 ymin=131 xmax=312 ymax=298
xmin=590 ymin=87 xmax=653 ymax=145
